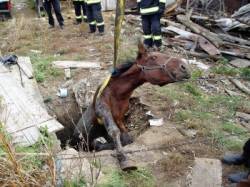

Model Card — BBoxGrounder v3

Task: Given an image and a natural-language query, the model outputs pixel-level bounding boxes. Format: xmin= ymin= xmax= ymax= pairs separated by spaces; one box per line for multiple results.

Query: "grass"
xmin=154 ymin=80 xmax=248 ymax=151
xmin=211 ymin=129 xmax=248 ymax=151
xmin=184 ymin=83 xmax=202 ymax=97
xmin=30 ymin=54 xmax=62 ymax=82
xmin=99 ymin=168 xmax=155 ymax=187
xmin=222 ymin=122 xmax=247 ymax=135
xmin=191 ymin=69 xmax=203 ymax=80
xmin=211 ymin=65 xmax=238 ymax=76
xmin=211 ymin=62 xmax=250 ymax=80
xmin=64 ymin=177 xmax=87 ymax=187
xmin=240 ymin=67 xmax=250 ymax=80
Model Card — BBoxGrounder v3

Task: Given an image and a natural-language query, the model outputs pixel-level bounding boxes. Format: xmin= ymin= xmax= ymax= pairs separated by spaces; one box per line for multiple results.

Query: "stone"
xmin=72 ymin=70 xmax=109 ymax=110
xmin=187 ymin=158 xmax=222 ymax=187
xmin=56 ymin=148 xmax=104 ymax=185
xmin=236 ymin=112 xmax=250 ymax=123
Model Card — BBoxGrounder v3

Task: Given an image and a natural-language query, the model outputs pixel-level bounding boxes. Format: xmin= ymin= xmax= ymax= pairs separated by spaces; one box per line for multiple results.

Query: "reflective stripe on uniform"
xmin=137 ymin=0 xmax=141 ymax=2
xmin=76 ymin=15 xmax=82 ymax=19
xmin=86 ymin=0 xmax=101 ymax=4
xmin=140 ymin=7 xmax=159 ymax=14
xmin=90 ymin=21 xmax=96 ymax=25
xmin=83 ymin=15 xmax=87 ymax=19
xmin=143 ymin=35 xmax=152 ymax=39
xmin=97 ymin=22 xmax=104 ymax=26
xmin=159 ymin=0 xmax=166 ymax=3
xmin=153 ymin=35 xmax=162 ymax=40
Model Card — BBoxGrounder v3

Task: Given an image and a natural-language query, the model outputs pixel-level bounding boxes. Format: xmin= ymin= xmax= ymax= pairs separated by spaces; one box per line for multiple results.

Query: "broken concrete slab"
xmin=56 ymin=148 xmax=104 ymax=185
xmin=18 ymin=56 xmax=33 ymax=79
xmin=187 ymin=158 xmax=222 ymax=187
xmin=0 ymin=64 xmax=63 ymax=146
xmin=136 ymin=123 xmax=184 ymax=147
xmin=229 ymin=58 xmax=250 ymax=68
xmin=52 ymin=61 xmax=101 ymax=69
xmin=76 ymin=122 xmax=183 ymax=171
xmin=11 ymin=63 xmax=45 ymax=108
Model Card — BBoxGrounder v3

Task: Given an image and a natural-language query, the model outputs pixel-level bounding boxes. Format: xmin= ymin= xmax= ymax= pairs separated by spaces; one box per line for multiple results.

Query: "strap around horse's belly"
xmin=92 ymin=75 xmax=112 ymax=125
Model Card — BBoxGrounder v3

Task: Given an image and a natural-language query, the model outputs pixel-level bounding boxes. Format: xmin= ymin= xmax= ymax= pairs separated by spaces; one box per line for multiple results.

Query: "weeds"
xmin=211 ymin=65 xmax=238 ymax=76
xmin=211 ymin=129 xmax=248 ymax=151
xmin=216 ymin=57 xmax=229 ymax=65
xmin=31 ymin=54 xmax=62 ymax=82
xmin=184 ymin=83 xmax=202 ymax=96
xmin=64 ymin=177 xmax=87 ymax=187
xmin=191 ymin=69 xmax=203 ymax=80
xmin=240 ymin=67 xmax=250 ymax=80
xmin=99 ymin=167 xmax=155 ymax=187
xmin=222 ymin=122 xmax=247 ymax=135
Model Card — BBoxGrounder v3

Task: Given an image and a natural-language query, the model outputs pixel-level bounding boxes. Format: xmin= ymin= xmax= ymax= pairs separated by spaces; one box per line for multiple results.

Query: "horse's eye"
xmin=150 ymin=56 xmax=157 ymax=61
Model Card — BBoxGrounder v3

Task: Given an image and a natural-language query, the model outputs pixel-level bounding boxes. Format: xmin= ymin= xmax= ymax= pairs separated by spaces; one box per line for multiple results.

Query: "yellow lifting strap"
xmin=94 ymin=74 xmax=112 ymax=125
xmin=97 ymin=74 xmax=112 ymax=99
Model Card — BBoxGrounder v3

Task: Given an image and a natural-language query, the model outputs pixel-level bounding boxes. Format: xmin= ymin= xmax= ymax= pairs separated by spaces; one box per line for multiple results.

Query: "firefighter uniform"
xmin=43 ymin=0 xmax=64 ymax=28
xmin=73 ymin=0 xmax=87 ymax=24
xmin=137 ymin=0 xmax=166 ymax=48
xmin=85 ymin=0 xmax=105 ymax=33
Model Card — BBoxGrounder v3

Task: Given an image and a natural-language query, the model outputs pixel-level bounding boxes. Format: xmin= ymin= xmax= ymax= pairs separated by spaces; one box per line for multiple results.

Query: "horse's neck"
xmin=110 ymin=64 xmax=145 ymax=99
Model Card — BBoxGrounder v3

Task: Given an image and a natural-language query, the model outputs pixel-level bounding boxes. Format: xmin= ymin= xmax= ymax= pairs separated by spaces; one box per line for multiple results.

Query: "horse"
xmin=73 ymin=42 xmax=191 ymax=170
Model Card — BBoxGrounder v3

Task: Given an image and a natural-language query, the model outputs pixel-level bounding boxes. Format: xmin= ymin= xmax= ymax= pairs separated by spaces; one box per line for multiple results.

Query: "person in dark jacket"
xmin=137 ymin=0 xmax=166 ymax=50
xmin=85 ymin=0 xmax=104 ymax=34
xmin=43 ymin=0 xmax=64 ymax=29
xmin=73 ymin=0 xmax=87 ymax=24
xmin=222 ymin=138 xmax=250 ymax=184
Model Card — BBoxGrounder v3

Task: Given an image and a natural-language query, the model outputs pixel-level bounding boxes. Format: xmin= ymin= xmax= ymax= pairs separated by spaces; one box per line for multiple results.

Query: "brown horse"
xmin=74 ymin=43 xmax=191 ymax=170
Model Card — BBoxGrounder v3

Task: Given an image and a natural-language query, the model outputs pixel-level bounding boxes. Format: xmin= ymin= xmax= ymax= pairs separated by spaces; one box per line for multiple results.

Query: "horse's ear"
xmin=137 ymin=40 xmax=147 ymax=60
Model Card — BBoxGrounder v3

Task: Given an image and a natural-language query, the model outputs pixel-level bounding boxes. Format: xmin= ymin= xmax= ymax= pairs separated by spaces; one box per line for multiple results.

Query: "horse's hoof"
xmin=121 ymin=132 xmax=133 ymax=146
xmin=119 ymin=159 xmax=137 ymax=171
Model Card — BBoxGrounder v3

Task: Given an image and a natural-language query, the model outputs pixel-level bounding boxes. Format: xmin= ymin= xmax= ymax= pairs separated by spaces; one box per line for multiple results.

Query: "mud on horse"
xmin=74 ymin=42 xmax=191 ymax=170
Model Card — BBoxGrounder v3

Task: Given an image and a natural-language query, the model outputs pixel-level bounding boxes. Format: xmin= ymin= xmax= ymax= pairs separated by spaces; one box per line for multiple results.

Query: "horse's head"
xmin=136 ymin=42 xmax=191 ymax=86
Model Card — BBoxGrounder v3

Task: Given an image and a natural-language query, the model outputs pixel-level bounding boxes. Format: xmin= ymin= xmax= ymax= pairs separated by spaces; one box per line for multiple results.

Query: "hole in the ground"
xmin=54 ymin=97 xmax=149 ymax=150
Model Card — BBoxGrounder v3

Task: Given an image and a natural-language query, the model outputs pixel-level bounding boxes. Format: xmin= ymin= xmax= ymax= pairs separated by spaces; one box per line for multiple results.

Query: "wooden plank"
xmin=229 ymin=79 xmax=250 ymax=95
xmin=0 ymin=64 xmax=63 ymax=146
xmin=52 ymin=61 xmax=101 ymax=69
xmin=177 ymin=15 xmax=223 ymax=48
xmin=229 ymin=58 xmax=250 ymax=68
xmin=18 ymin=56 xmax=33 ymax=79
xmin=187 ymin=158 xmax=222 ymax=187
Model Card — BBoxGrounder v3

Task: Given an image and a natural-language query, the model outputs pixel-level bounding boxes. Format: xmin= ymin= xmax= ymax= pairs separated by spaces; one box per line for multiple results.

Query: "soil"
xmin=1 ymin=1 xmax=250 ymax=186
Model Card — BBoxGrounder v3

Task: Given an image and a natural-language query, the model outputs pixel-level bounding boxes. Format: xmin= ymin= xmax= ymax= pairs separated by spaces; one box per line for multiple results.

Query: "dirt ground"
xmin=0 ymin=0 xmax=250 ymax=186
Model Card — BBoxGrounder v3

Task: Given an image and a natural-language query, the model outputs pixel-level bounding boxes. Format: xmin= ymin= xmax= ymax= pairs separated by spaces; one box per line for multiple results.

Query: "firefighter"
xmin=222 ymin=138 xmax=250 ymax=184
xmin=43 ymin=0 xmax=64 ymax=29
xmin=85 ymin=0 xmax=105 ymax=34
xmin=73 ymin=0 xmax=88 ymax=24
xmin=137 ymin=0 xmax=166 ymax=50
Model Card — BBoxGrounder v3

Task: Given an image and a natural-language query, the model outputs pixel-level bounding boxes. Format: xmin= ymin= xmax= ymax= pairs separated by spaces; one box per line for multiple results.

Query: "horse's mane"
xmin=111 ymin=61 xmax=135 ymax=77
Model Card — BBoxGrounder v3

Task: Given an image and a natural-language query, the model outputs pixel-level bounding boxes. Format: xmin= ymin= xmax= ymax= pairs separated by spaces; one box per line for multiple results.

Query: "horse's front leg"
xmin=116 ymin=119 xmax=134 ymax=146
xmin=95 ymin=101 xmax=126 ymax=162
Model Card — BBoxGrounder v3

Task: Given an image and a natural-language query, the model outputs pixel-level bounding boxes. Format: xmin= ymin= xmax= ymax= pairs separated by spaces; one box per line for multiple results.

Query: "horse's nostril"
xmin=181 ymin=64 xmax=186 ymax=70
